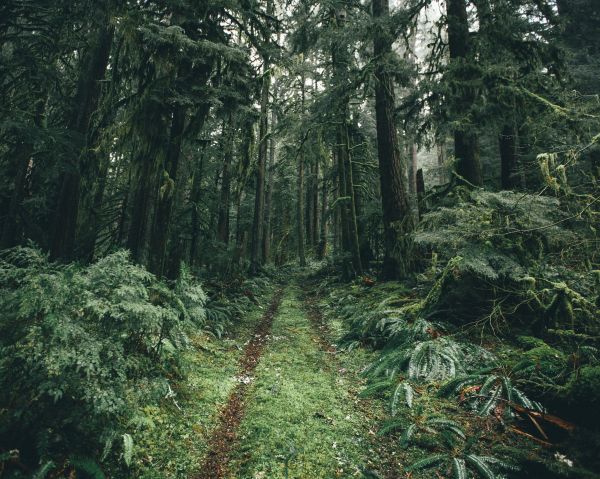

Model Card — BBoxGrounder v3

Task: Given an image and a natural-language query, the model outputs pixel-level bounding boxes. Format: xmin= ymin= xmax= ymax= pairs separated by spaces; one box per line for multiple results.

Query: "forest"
xmin=0 ymin=0 xmax=599 ymax=477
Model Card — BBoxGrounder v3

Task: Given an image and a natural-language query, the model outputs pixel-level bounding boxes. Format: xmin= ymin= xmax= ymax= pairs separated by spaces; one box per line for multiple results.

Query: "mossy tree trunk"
xmin=446 ymin=0 xmax=483 ymax=187
xmin=51 ymin=22 xmax=114 ymax=261
xmin=373 ymin=0 xmax=414 ymax=279
xmin=250 ymin=62 xmax=270 ymax=275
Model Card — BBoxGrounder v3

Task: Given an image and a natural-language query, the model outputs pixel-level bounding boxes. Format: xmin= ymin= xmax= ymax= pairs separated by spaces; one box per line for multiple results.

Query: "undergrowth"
xmin=0 ymin=247 xmax=269 ymax=478
xmin=314 ymin=186 xmax=600 ymax=478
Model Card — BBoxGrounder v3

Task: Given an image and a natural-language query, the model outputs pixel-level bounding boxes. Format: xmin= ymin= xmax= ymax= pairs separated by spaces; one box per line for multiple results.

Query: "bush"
xmin=566 ymin=366 xmax=600 ymax=428
xmin=0 ymin=248 xmax=207 ymax=475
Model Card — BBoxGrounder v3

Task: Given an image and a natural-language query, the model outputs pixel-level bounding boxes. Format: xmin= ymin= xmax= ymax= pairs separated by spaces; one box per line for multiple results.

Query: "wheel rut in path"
xmin=195 ymin=287 xmax=284 ymax=479
xmin=301 ymin=290 xmax=403 ymax=479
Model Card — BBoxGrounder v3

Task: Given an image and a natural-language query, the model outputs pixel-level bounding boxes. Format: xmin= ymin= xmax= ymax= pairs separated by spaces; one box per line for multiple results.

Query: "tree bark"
xmin=262 ymin=105 xmax=276 ymax=263
xmin=341 ymin=120 xmax=363 ymax=275
xmin=297 ymin=75 xmax=307 ymax=267
xmin=446 ymin=0 xmax=483 ymax=186
xmin=0 ymin=97 xmax=44 ymax=249
xmin=50 ymin=23 xmax=114 ymax=261
xmin=249 ymin=63 xmax=270 ymax=274
xmin=373 ymin=0 xmax=414 ymax=279
xmin=500 ymin=124 xmax=519 ymax=189
xmin=148 ymin=104 xmax=186 ymax=276
xmin=306 ymin=158 xmax=314 ymax=251
xmin=312 ymin=147 xmax=320 ymax=249
xmin=217 ymin=117 xmax=234 ymax=245
xmin=189 ymin=146 xmax=206 ymax=266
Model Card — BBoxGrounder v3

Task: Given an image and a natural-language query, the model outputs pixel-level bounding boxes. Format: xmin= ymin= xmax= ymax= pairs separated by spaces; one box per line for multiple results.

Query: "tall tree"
xmin=372 ymin=0 xmax=414 ymax=279
xmin=249 ymin=0 xmax=273 ymax=275
xmin=216 ymin=117 xmax=234 ymax=245
xmin=50 ymin=19 xmax=114 ymax=261
xmin=446 ymin=0 xmax=483 ymax=186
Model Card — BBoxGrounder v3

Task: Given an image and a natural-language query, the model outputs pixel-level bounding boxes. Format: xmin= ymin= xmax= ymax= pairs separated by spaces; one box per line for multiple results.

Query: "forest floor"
xmin=135 ymin=282 xmax=400 ymax=479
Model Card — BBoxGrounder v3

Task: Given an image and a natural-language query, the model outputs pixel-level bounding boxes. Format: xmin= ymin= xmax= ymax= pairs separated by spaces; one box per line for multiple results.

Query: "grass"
xmin=226 ymin=287 xmax=370 ymax=479
xmin=131 ymin=299 xmax=268 ymax=478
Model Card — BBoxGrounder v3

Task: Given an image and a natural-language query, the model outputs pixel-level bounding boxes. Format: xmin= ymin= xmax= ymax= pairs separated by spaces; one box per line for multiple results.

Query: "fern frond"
xmin=359 ymin=379 xmax=393 ymax=398
xmin=401 ymin=423 xmax=418 ymax=448
xmin=478 ymin=385 xmax=501 ymax=416
xmin=465 ymin=454 xmax=496 ymax=479
xmin=378 ymin=420 xmax=404 ymax=436
xmin=392 ymin=381 xmax=414 ymax=413
xmin=453 ymin=457 xmax=468 ymax=479
xmin=69 ymin=456 xmax=106 ymax=479
xmin=122 ymin=433 xmax=134 ymax=467
xmin=407 ymin=454 xmax=447 ymax=471
xmin=32 ymin=461 xmax=55 ymax=479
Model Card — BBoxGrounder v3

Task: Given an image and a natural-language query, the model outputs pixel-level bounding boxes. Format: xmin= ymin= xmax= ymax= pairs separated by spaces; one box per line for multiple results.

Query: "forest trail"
xmin=197 ymin=284 xmax=394 ymax=479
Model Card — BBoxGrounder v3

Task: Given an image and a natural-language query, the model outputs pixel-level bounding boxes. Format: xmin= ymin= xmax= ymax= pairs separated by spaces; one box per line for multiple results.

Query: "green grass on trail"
xmin=132 ymin=304 xmax=265 ymax=479
xmin=227 ymin=287 xmax=369 ymax=479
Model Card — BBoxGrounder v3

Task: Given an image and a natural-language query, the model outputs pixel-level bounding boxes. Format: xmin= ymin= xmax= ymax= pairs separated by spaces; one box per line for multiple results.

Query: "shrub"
xmin=0 ymin=247 xmax=207 ymax=474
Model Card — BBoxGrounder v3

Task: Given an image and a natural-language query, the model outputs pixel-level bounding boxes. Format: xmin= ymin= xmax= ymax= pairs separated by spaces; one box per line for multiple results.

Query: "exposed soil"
xmin=195 ymin=287 xmax=284 ymax=479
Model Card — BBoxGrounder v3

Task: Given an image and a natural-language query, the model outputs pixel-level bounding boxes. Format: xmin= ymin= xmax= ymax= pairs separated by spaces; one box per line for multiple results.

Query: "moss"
xmin=227 ymin=288 xmax=368 ymax=478
xmin=512 ymin=337 xmax=568 ymax=381
xmin=568 ymin=366 xmax=600 ymax=407
xmin=516 ymin=335 xmax=548 ymax=349
xmin=131 ymin=303 xmax=266 ymax=479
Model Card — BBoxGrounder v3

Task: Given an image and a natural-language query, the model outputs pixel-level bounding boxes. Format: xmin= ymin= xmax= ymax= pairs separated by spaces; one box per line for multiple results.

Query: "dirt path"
xmin=195 ymin=288 xmax=285 ymax=479
xmin=195 ymin=284 xmax=399 ymax=479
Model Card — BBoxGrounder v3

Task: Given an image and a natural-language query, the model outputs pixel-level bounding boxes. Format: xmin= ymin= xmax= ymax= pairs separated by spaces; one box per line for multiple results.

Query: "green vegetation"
xmin=132 ymin=303 xmax=266 ymax=478
xmin=228 ymin=288 xmax=368 ymax=479
xmin=1 ymin=0 xmax=599 ymax=477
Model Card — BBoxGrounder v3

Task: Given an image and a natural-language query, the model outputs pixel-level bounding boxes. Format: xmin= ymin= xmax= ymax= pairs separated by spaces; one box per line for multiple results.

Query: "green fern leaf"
xmin=32 ymin=461 xmax=55 ymax=479
xmin=378 ymin=420 xmax=404 ymax=436
xmin=69 ymin=456 xmax=106 ymax=479
xmin=401 ymin=423 xmax=418 ymax=448
xmin=465 ymin=454 xmax=496 ymax=479
xmin=123 ymin=433 xmax=134 ymax=467
xmin=453 ymin=457 xmax=468 ymax=479
xmin=391 ymin=382 xmax=414 ymax=415
xmin=407 ymin=454 xmax=447 ymax=471
xmin=478 ymin=385 xmax=501 ymax=416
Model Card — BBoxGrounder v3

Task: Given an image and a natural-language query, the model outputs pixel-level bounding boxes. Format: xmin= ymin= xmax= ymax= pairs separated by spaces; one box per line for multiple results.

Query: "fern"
xmin=69 ymin=456 xmax=106 ymax=479
xmin=378 ymin=415 xmax=466 ymax=449
xmin=439 ymin=371 xmax=544 ymax=417
xmin=122 ymin=433 xmax=134 ymax=467
xmin=0 ymin=247 xmax=209 ymax=475
xmin=407 ymin=454 xmax=446 ymax=471
xmin=32 ymin=461 xmax=55 ymax=479
xmin=391 ymin=381 xmax=414 ymax=415
xmin=368 ymin=337 xmax=494 ymax=384
xmin=407 ymin=451 xmax=517 ymax=478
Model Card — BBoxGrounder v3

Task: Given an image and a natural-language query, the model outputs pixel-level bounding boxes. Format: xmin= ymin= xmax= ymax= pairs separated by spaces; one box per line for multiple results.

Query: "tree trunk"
xmin=341 ymin=120 xmax=363 ymax=275
xmin=217 ymin=118 xmax=234 ymax=245
xmin=416 ymin=168 xmax=425 ymax=219
xmin=1 ymin=94 xmax=46 ymax=250
xmin=189 ymin=147 xmax=206 ymax=266
xmin=318 ymin=165 xmax=329 ymax=260
xmin=373 ymin=0 xmax=414 ymax=279
xmin=249 ymin=63 xmax=270 ymax=274
xmin=500 ymin=124 xmax=519 ymax=189
xmin=50 ymin=23 xmax=114 ymax=261
xmin=263 ymin=106 xmax=276 ymax=263
xmin=297 ymin=144 xmax=307 ymax=267
xmin=126 ymin=144 xmax=161 ymax=264
xmin=148 ymin=102 xmax=187 ymax=277
xmin=313 ymin=148 xmax=320 ymax=249
xmin=297 ymin=76 xmax=307 ymax=267
xmin=446 ymin=0 xmax=483 ymax=187
xmin=306 ymin=159 xmax=314 ymax=252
